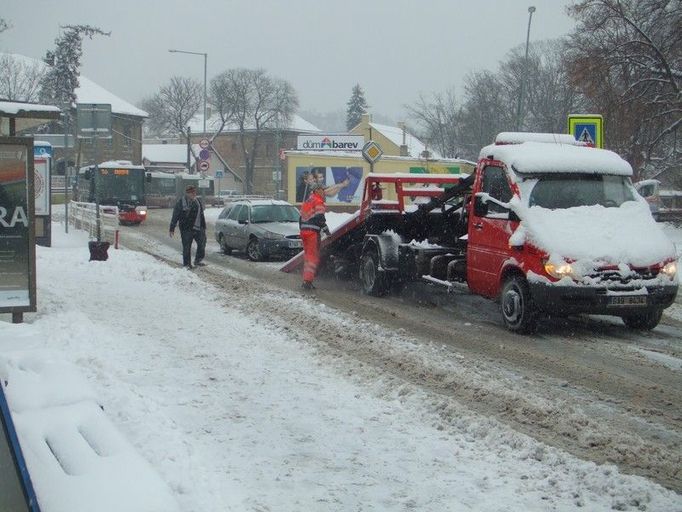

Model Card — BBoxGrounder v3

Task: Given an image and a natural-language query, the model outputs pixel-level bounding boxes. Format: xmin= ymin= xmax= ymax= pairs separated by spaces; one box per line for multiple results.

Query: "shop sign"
xmin=297 ymin=135 xmax=365 ymax=151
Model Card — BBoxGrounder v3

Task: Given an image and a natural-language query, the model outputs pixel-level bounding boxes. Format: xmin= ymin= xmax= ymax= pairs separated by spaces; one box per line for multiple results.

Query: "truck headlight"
xmin=135 ymin=206 xmax=147 ymax=215
xmin=544 ymin=261 xmax=574 ymax=280
xmin=661 ymin=261 xmax=677 ymax=279
xmin=262 ymin=231 xmax=280 ymax=239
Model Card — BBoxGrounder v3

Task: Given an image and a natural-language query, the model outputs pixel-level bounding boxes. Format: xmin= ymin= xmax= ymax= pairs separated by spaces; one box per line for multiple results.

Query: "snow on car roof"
xmin=238 ymin=199 xmax=293 ymax=206
xmin=480 ymin=142 xmax=633 ymax=176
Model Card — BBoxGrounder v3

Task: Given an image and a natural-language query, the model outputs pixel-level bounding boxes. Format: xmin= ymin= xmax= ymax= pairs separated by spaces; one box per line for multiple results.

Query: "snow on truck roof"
xmin=495 ymin=132 xmax=579 ymax=145
xmin=480 ymin=141 xmax=633 ymax=176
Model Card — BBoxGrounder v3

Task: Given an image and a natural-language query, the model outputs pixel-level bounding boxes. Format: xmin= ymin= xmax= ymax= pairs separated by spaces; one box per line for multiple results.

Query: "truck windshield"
xmin=528 ymin=175 xmax=636 ymax=209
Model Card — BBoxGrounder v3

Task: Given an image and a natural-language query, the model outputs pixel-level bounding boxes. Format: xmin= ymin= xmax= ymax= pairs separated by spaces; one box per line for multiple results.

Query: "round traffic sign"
xmin=199 ymin=149 xmax=210 ymax=160
xmin=199 ymin=138 xmax=210 ymax=149
xmin=198 ymin=160 xmax=210 ymax=171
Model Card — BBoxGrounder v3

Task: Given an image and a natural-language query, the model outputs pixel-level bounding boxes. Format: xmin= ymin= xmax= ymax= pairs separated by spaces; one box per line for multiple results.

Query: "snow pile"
xmin=510 ymin=200 xmax=676 ymax=268
xmin=0 ymin=350 xmax=179 ymax=512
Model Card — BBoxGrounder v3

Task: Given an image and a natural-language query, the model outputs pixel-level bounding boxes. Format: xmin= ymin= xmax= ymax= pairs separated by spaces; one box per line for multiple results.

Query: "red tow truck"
xmin=282 ymin=133 xmax=679 ymax=333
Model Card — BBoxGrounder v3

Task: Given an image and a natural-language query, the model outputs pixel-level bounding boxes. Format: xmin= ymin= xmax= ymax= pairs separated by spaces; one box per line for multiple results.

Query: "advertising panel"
xmin=295 ymin=166 xmax=364 ymax=204
xmin=0 ymin=139 xmax=35 ymax=312
xmin=33 ymin=158 xmax=49 ymax=216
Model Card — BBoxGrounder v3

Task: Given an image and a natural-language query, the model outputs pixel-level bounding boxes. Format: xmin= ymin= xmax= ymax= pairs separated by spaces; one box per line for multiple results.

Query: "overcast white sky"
xmin=1 ymin=0 xmax=575 ymax=120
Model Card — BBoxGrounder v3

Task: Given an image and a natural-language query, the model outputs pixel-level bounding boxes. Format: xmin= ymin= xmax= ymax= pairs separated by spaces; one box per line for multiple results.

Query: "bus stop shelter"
xmin=0 ymin=100 xmax=61 ymax=136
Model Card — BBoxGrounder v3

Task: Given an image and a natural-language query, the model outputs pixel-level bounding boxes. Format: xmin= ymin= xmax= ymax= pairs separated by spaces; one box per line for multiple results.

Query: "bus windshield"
xmin=97 ymin=169 xmax=145 ymax=204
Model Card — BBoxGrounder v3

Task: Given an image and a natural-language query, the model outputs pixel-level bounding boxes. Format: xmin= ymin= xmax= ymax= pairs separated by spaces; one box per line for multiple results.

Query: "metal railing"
xmin=68 ymin=201 xmax=119 ymax=244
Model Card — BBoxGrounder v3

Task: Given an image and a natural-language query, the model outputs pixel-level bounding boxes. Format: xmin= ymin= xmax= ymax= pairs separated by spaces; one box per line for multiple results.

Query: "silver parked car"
xmin=214 ymin=200 xmax=302 ymax=261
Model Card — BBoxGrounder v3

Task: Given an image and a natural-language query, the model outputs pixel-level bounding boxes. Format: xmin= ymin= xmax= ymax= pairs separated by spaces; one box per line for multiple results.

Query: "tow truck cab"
xmin=468 ymin=133 xmax=678 ymax=332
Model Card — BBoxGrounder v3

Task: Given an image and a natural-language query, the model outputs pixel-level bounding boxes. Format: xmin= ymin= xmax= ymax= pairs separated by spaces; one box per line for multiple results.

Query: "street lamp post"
xmin=169 ymin=49 xmax=208 ymax=134
xmin=515 ymin=6 xmax=536 ymax=131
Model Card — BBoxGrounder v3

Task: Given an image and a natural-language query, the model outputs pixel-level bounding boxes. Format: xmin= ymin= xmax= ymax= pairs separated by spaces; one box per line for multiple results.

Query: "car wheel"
xmin=247 ymin=238 xmax=263 ymax=262
xmin=218 ymin=233 xmax=232 ymax=255
xmin=500 ymin=275 xmax=538 ymax=334
xmin=359 ymin=246 xmax=389 ymax=296
xmin=622 ymin=308 xmax=663 ymax=330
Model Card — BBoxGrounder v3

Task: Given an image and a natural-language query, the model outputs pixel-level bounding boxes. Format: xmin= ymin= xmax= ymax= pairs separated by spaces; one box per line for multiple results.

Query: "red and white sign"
xmin=199 ymin=138 xmax=210 ymax=149
xmin=198 ymin=160 xmax=210 ymax=171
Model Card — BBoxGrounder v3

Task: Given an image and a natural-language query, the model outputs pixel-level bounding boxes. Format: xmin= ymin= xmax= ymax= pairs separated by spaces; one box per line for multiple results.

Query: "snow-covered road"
xmin=1 ymin=220 xmax=681 ymax=511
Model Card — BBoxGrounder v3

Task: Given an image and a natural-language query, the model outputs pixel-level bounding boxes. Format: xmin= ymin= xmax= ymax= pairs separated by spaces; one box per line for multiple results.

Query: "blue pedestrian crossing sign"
xmin=568 ymin=114 xmax=603 ymax=148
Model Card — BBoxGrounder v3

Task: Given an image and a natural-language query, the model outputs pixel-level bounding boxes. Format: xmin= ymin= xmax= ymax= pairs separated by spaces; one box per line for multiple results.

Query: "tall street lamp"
xmin=515 ymin=6 xmax=536 ymax=131
xmin=169 ymin=49 xmax=208 ymax=134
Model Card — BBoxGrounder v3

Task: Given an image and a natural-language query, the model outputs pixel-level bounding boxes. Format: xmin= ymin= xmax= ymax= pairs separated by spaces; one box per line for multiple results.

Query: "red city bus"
xmin=75 ymin=161 xmax=148 ymax=225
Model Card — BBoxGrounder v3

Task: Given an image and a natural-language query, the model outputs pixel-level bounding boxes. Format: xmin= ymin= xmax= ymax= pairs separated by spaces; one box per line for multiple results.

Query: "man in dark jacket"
xmin=169 ymin=185 xmax=206 ymax=268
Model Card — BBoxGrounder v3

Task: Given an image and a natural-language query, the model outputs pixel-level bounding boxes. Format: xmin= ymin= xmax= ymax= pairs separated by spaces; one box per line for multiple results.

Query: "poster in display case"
xmin=0 ymin=138 xmax=36 ymax=317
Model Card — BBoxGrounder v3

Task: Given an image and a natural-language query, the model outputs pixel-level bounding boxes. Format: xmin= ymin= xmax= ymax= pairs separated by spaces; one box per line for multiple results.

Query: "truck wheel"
xmin=360 ymin=247 xmax=388 ymax=296
xmin=501 ymin=275 xmax=538 ymax=334
xmin=247 ymin=238 xmax=263 ymax=261
xmin=218 ymin=233 xmax=232 ymax=255
xmin=622 ymin=309 xmax=663 ymax=330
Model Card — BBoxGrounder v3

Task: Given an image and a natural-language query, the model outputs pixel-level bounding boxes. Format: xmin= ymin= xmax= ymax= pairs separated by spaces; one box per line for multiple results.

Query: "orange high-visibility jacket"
xmin=299 ymin=192 xmax=327 ymax=232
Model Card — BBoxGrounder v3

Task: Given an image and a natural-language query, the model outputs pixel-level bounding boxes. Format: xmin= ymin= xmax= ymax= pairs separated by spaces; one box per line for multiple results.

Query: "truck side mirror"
xmin=473 ymin=195 xmax=488 ymax=217
xmin=146 ymin=172 xmax=152 ymax=183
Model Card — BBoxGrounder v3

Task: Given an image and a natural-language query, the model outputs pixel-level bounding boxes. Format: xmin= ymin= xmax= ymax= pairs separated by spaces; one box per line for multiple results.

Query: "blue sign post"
xmin=568 ymin=114 xmax=604 ymax=148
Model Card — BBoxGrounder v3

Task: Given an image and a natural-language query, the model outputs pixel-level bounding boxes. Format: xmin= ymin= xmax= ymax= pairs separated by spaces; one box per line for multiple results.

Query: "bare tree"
xmin=567 ymin=0 xmax=682 ymax=182
xmin=210 ymin=68 xmax=298 ymax=193
xmin=140 ymin=76 xmax=202 ymax=138
xmin=458 ymin=70 xmax=513 ymax=157
xmin=0 ymin=55 xmax=46 ymax=102
xmin=513 ymin=40 xmax=583 ymax=133
xmin=406 ymin=88 xmax=464 ymax=158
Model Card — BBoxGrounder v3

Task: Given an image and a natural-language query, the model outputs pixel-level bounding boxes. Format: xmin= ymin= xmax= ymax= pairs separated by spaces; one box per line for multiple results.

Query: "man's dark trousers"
xmin=181 ymin=228 xmax=206 ymax=266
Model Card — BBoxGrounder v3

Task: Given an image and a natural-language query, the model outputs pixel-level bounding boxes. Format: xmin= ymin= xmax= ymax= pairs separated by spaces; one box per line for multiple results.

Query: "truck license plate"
xmin=607 ymin=295 xmax=647 ymax=306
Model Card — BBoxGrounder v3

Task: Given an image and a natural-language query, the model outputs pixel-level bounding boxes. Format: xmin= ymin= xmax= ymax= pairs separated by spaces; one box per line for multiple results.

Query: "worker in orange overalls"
xmin=299 ymin=184 xmax=330 ymax=290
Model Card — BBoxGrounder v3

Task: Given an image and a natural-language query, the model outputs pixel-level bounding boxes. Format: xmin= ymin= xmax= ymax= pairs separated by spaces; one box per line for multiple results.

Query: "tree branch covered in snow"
xmin=346 ymin=84 xmax=369 ymax=131
xmin=0 ymin=54 xmax=46 ymax=102
xmin=405 ymin=89 xmax=465 ymax=159
xmin=567 ymin=0 xmax=681 ymax=183
xmin=39 ymin=24 xmax=110 ymax=128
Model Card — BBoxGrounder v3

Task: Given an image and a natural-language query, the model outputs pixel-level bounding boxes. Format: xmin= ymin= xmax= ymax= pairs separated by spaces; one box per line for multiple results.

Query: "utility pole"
xmin=186 ymin=126 xmax=192 ymax=174
xmin=168 ymin=49 xmax=208 ymax=133
xmin=515 ymin=6 xmax=536 ymax=131
xmin=63 ymin=106 xmax=70 ymax=233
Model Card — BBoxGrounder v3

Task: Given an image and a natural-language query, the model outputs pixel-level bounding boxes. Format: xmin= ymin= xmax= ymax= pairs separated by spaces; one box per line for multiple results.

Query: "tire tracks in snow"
xmin=122 ymin=217 xmax=682 ymax=492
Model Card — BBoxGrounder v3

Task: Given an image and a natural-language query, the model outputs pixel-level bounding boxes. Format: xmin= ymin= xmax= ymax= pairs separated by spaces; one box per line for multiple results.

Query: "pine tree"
xmin=39 ymin=25 xmax=110 ymax=126
xmin=346 ymin=84 xmax=369 ymax=130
